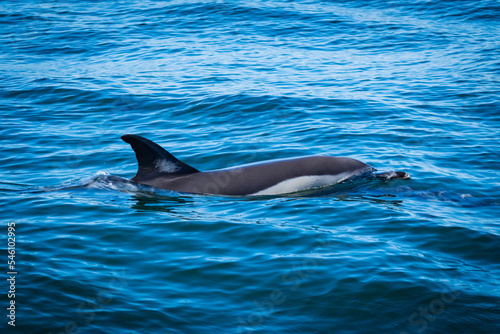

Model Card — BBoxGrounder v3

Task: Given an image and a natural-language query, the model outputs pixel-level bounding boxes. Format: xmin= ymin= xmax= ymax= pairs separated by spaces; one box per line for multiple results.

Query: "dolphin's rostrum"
xmin=122 ymin=134 xmax=409 ymax=196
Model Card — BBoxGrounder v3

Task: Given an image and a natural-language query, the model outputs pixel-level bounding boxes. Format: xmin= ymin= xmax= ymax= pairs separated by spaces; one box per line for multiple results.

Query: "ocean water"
xmin=1 ymin=0 xmax=499 ymax=333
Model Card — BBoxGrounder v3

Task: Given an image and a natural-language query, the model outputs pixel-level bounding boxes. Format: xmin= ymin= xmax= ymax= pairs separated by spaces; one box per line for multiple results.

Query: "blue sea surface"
xmin=1 ymin=0 xmax=499 ymax=333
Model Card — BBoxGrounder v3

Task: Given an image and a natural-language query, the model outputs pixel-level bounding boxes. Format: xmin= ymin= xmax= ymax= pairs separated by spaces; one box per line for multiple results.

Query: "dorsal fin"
xmin=121 ymin=134 xmax=199 ymax=182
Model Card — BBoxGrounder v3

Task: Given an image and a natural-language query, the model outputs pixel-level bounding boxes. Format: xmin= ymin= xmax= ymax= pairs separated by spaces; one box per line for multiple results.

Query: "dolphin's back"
xmin=207 ymin=156 xmax=372 ymax=195
xmin=146 ymin=156 xmax=372 ymax=196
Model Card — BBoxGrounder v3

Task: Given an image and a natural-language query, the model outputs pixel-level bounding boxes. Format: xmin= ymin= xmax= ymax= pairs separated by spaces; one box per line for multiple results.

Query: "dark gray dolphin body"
xmin=121 ymin=134 xmax=409 ymax=196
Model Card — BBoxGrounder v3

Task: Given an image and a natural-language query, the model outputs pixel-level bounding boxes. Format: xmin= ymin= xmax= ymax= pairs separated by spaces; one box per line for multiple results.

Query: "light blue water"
xmin=1 ymin=0 xmax=499 ymax=333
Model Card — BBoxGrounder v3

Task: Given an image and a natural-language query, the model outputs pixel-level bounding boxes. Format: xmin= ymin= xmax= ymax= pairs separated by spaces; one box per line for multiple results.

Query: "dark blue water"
xmin=1 ymin=0 xmax=499 ymax=333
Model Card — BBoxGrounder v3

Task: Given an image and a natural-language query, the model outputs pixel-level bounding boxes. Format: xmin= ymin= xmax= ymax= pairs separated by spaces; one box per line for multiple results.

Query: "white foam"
xmin=250 ymin=173 xmax=352 ymax=196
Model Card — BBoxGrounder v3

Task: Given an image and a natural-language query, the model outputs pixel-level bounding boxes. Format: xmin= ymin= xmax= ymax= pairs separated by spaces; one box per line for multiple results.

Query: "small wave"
xmin=86 ymin=172 xmax=147 ymax=192
xmin=0 ymin=180 xmax=30 ymax=192
xmin=18 ymin=171 xmax=147 ymax=194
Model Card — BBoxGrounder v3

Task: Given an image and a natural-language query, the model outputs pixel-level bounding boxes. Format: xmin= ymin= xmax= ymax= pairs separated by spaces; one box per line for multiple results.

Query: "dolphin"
xmin=121 ymin=134 xmax=409 ymax=196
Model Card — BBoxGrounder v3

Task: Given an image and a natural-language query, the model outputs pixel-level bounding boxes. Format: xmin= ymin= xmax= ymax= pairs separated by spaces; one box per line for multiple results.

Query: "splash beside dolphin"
xmin=121 ymin=134 xmax=409 ymax=196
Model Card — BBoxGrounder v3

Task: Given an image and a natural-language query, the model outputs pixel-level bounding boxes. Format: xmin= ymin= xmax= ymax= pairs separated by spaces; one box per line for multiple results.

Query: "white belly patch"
xmin=250 ymin=172 xmax=352 ymax=196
